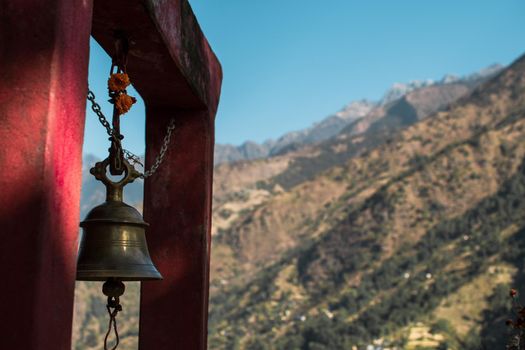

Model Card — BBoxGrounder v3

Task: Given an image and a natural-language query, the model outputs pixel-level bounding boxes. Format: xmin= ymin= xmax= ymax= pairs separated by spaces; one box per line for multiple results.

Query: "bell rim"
xmin=76 ymin=269 xmax=163 ymax=281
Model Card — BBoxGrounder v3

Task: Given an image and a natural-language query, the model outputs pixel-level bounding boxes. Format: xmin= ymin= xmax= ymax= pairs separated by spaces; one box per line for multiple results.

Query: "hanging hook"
xmin=110 ymin=32 xmax=129 ymax=74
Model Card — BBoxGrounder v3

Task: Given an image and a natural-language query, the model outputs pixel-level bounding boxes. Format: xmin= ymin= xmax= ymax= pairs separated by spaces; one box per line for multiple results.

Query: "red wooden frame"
xmin=0 ymin=1 xmax=221 ymax=349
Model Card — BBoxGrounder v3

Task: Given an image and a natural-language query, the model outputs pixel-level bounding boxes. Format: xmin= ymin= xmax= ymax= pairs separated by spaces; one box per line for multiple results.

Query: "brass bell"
xmin=76 ymin=157 xmax=162 ymax=281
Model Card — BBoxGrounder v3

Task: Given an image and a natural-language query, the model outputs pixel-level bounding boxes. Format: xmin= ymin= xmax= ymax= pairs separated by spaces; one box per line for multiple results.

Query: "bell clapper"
xmin=102 ymin=278 xmax=125 ymax=350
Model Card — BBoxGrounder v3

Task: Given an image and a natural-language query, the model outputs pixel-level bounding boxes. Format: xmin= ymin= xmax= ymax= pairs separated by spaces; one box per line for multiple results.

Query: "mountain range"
xmin=213 ymin=64 xmax=502 ymax=165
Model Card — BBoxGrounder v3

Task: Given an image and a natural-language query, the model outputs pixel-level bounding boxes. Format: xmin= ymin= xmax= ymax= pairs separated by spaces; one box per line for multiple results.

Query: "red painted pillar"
xmin=140 ymin=108 xmax=215 ymax=349
xmin=0 ymin=0 xmax=92 ymax=349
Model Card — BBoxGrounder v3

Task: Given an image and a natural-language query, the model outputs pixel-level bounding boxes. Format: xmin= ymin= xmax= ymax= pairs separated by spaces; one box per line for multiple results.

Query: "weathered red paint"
xmin=90 ymin=1 xmax=222 ymax=349
xmin=0 ymin=0 xmax=93 ymax=349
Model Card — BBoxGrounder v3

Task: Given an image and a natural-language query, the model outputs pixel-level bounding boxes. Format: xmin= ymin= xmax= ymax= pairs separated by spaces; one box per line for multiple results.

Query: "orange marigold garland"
xmin=114 ymin=94 xmax=137 ymax=115
xmin=108 ymin=73 xmax=131 ymax=92
xmin=108 ymin=73 xmax=136 ymax=116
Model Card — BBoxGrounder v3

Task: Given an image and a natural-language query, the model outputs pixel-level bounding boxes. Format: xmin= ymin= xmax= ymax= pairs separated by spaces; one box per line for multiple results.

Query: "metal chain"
xmin=141 ymin=118 xmax=176 ymax=178
xmin=87 ymin=90 xmax=114 ymax=138
xmin=86 ymin=88 xmax=175 ymax=178
xmin=122 ymin=149 xmax=143 ymax=167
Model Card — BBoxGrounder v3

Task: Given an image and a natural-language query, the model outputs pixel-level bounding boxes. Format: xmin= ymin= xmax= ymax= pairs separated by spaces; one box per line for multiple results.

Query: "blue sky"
xmin=85 ymin=0 xmax=525 ymax=157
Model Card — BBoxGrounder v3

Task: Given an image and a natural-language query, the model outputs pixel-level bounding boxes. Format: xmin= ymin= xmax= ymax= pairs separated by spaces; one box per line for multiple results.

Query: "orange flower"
xmin=114 ymin=93 xmax=136 ymax=115
xmin=108 ymin=73 xmax=131 ymax=92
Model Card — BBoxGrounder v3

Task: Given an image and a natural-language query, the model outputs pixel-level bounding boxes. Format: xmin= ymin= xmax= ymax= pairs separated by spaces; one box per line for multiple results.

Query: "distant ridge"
xmin=214 ymin=100 xmax=375 ymax=164
xmin=214 ymin=63 xmax=503 ymax=165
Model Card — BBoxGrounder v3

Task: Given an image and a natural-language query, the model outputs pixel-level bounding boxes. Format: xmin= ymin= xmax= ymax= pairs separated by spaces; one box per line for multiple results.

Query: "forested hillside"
xmin=208 ymin=54 xmax=525 ymax=349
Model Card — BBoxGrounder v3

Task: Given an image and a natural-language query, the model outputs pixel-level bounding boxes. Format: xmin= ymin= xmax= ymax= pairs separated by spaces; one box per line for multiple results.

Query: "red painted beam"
xmin=90 ymin=1 xmax=222 ymax=349
xmin=0 ymin=1 xmax=92 ymax=349
xmin=91 ymin=0 xmax=222 ymax=113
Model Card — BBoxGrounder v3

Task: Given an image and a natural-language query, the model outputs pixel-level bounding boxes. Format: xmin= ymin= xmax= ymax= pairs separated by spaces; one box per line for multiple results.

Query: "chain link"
xmin=141 ymin=118 xmax=176 ymax=178
xmin=87 ymin=90 xmax=114 ymax=138
xmin=86 ymin=88 xmax=175 ymax=178
xmin=122 ymin=149 xmax=143 ymax=167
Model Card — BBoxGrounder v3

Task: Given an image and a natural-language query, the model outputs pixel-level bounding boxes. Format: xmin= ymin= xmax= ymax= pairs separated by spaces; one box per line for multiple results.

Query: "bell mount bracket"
xmin=90 ymin=156 xmax=140 ymax=202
